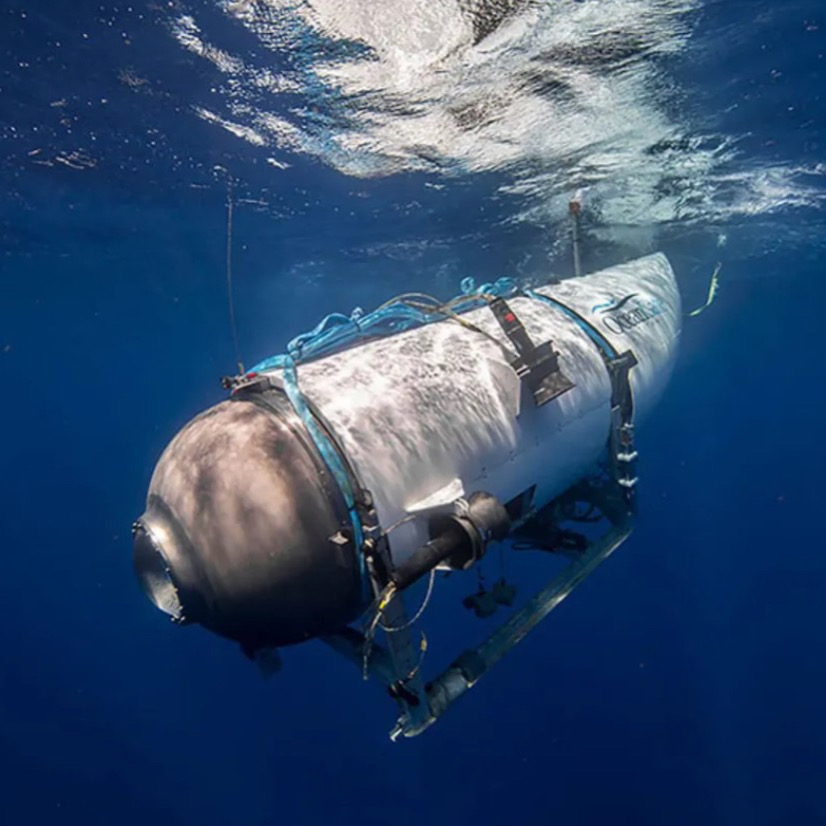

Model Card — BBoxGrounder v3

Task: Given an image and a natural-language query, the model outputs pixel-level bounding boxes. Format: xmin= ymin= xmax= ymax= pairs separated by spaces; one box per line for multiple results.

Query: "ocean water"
xmin=1 ymin=1 xmax=825 ymax=824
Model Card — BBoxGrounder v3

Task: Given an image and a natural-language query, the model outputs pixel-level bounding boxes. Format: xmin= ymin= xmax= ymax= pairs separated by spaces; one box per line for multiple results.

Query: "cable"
xmin=383 ymin=514 xmax=416 ymax=535
xmin=400 ymin=297 xmax=517 ymax=361
xmin=360 ymin=565 xmax=438 ymax=678
xmin=375 ymin=292 xmax=444 ymax=312
xmin=381 ymin=568 xmax=437 ymax=633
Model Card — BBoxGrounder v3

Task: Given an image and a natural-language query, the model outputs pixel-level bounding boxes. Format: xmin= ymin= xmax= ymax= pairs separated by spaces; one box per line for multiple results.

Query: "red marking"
xmin=504 ymin=312 xmax=516 ymax=323
xmin=246 ymin=371 xmax=258 ymax=378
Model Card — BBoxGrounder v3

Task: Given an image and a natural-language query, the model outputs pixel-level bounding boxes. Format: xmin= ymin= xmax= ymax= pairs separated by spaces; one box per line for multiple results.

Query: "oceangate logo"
xmin=591 ymin=293 xmax=664 ymax=335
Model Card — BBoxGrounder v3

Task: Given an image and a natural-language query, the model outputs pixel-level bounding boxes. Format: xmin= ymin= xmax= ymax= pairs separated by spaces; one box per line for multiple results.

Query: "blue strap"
xmin=256 ymin=354 xmax=368 ymax=593
xmin=524 ymin=290 xmax=619 ymax=361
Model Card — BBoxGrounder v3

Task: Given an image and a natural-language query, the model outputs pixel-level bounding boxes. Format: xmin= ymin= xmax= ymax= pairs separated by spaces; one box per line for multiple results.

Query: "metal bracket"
xmin=488 ymin=297 xmax=575 ymax=407
xmin=606 ymin=350 xmax=639 ymax=515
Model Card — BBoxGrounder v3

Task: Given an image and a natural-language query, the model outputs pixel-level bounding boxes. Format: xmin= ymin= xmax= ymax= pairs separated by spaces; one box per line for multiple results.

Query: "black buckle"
xmin=489 ymin=297 xmax=575 ymax=406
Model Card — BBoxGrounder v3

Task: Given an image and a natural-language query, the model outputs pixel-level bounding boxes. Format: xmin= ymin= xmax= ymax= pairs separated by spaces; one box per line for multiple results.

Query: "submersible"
xmin=133 ymin=252 xmax=681 ymax=738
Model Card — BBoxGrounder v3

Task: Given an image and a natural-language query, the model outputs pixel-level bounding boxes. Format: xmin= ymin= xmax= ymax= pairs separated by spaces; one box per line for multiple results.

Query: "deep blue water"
xmin=2 ymin=1 xmax=825 ymax=824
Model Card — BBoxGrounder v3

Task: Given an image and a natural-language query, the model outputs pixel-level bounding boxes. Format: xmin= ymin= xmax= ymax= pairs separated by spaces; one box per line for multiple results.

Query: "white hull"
xmin=262 ymin=253 xmax=681 ymax=562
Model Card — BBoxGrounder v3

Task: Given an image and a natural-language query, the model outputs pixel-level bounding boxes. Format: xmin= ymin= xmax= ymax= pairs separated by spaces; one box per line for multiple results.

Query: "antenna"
xmin=225 ymin=173 xmax=245 ymax=375
xmin=569 ymin=189 xmax=584 ymax=278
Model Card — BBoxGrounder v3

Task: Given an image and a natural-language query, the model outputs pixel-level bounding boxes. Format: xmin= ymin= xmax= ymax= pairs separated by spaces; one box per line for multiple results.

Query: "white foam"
xmin=169 ymin=0 xmax=825 ymax=231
